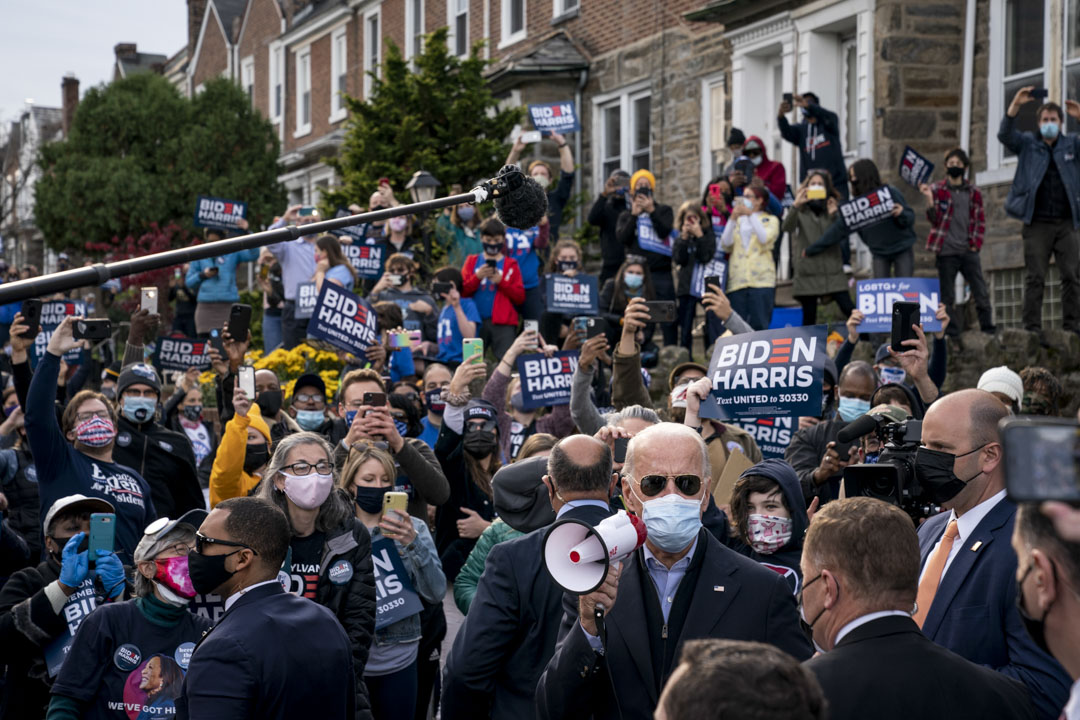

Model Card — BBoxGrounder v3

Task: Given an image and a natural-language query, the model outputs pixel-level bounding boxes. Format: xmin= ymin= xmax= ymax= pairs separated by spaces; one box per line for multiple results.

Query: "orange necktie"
xmin=913 ymin=519 xmax=959 ymax=628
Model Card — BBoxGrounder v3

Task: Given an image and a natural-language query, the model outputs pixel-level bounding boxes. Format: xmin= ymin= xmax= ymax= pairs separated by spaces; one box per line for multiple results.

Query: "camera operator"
xmin=914 ymin=389 xmax=1070 ymax=719
xmin=1014 ymin=502 xmax=1080 ymax=719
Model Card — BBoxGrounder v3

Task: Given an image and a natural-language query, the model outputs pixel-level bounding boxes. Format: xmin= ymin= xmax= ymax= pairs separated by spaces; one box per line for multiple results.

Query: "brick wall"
xmin=192 ymin=11 xmax=230 ymax=88
xmin=237 ymin=0 xmax=283 ymax=119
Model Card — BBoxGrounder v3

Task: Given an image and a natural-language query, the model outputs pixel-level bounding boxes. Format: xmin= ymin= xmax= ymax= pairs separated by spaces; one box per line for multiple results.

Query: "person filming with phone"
xmin=185 ymin=222 xmax=257 ymax=337
xmin=1000 ymin=86 xmax=1080 ymax=338
xmin=461 ymin=218 xmax=525 ymax=361
xmin=266 ymin=204 xmax=323 ymax=349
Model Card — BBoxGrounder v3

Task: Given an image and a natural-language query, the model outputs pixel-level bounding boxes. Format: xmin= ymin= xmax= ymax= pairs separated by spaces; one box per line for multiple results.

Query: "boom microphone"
xmin=836 ymin=413 xmax=882 ymax=444
xmin=471 ymin=165 xmax=548 ymax=230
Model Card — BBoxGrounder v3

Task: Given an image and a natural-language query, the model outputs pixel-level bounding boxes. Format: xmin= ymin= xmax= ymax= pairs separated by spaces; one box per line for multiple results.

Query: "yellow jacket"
xmin=720 ymin=212 xmax=779 ymax=292
xmin=209 ymin=406 xmax=272 ymax=508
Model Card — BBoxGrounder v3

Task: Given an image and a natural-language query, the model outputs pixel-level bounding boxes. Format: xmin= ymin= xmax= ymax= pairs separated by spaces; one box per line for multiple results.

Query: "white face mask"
xmin=281 ymin=470 xmax=335 ymax=510
xmin=747 ymin=514 xmax=793 ymax=555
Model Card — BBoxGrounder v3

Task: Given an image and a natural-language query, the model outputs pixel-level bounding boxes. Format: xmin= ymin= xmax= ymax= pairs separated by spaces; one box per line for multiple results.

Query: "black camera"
xmin=842 ymin=417 xmax=940 ymax=523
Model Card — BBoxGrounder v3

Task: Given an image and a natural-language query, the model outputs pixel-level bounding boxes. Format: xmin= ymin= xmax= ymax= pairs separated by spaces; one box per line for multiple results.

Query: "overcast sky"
xmin=0 ymin=0 xmax=188 ymax=123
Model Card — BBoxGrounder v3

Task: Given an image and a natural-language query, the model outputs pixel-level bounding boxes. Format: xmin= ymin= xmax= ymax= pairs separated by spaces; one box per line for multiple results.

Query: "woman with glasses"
xmin=257 ymin=432 xmax=376 ymax=718
xmin=339 ymin=444 xmax=445 ymax=720
xmin=48 ymin=511 xmax=212 ymax=720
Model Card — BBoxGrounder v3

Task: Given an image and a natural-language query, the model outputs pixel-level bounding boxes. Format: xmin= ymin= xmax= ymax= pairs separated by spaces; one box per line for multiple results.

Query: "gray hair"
xmin=603 ymin=404 xmax=661 ymax=428
xmin=624 ymin=422 xmax=711 ymax=485
xmin=259 ymin=431 xmax=352 ymax=535
xmin=133 ymin=525 xmax=196 ymax=598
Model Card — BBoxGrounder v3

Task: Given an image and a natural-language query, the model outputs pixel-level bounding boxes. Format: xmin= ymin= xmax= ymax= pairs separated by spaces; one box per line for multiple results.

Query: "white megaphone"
xmin=542 ymin=510 xmax=648 ymax=594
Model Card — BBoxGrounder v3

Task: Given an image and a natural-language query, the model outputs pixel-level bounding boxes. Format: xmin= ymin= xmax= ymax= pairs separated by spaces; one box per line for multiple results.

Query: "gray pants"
xmin=1022 ymin=219 xmax=1080 ymax=332
xmin=872 ymin=248 xmax=915 ymax=279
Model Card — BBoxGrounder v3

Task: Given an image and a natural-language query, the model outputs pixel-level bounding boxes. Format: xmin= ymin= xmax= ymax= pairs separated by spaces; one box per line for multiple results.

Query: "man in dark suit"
xmin=176 ymin=497 xmax=355 ymax=720
xmin=442 ymin=434 xmax=619 ymax=719
xmin=914 ymin=389 xmax=1070 ymax=719
xmin=536 ymin=423 xmax=811 ymax=720
xmin=803 ymin=497 xmax=1037 ymax=719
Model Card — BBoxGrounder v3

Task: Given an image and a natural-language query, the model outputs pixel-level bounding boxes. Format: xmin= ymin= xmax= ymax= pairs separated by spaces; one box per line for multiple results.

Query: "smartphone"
xmin=140 ymin=287 xmax=158 ymax=314
xmin=643 ymin=300 xmax=677 ymax=324
xmin=432 ymin=281 xmax=453 ymax=296
xmin=382 ymin=491 xmax=410 ymax=520
xmin=708 ymin=184 xmax=723 ymax=200
xmin=890 ymin=301 xmax=920 ymax=353
xmin=88 ymin=513 xmax=115 ymax=568
xmin=299 ymin=206 xmax=317 ymax=217
xmin=209 ymin=328 xmax=226 ymax=357
xmin=238 ymin=365 xmax=256 ymax=399
xmin=463 ymin=338 xmax=484 ymax=365
xmin=72 ymin=318 xmax=111 ymax=340
xmin=485 ymin=259 xmax=498 ymax=269
xmin=206 ymin=266 xmax=219 ymax=277
xmin=807 ymin=186 xmax=827 ymax=200
xmin=585 ymin=317 xmax=607 ymax=339
xmin=407 ymin=329 xmax=422 ymax=349
xmin=613 ymin=436 xmax=629 ymax=464
xmin=520 ymin=130 xmax=542 ymax=144
xmin=19 ymin=299 xmax=41 ymax=339
xmin=388 ymin=331 xmax=412 ymax=349
xmin=1002 ymin=416 xmax=1080 ymax=502
xmin=634 ymin=187 xmax=653 ymax=199
xmin=1031 ymin=88 xmax=1049 ymax=100
xmin=572 ymin=316 xmax=589 ymax=335
xmin=523 ymin=319 xmax=539 ymax=335
xmin=704 ymin=276 xmax=722 ymax=293
xmin=783 ymin=92 xmax=793 ymax=105
xmin=363 ymin=391 xmax=387 ymax=408
xmin=227 ymin=304 xmax=252 ymax=343
xmin=387 ymin=274 xmax=403 ymax=286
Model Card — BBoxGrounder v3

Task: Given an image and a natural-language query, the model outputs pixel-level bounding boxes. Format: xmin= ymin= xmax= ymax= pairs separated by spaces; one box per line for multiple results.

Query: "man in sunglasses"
xmin=176 ymin=496 xmax=355 ymax=720
xmin=536 ymin=423 xmax=811 ymax=720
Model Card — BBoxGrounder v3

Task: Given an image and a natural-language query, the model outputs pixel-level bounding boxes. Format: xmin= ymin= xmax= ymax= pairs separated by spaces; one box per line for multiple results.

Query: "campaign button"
xmin=114 ymin=643 xmax=141 ymax=671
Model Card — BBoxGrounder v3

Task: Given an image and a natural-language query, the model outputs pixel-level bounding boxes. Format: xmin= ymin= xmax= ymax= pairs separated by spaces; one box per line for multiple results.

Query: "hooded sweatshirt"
xmin=732 ymin=458 xmax=808 ymax=594
xmin=744 ymin=135 xmax=787 ymax=201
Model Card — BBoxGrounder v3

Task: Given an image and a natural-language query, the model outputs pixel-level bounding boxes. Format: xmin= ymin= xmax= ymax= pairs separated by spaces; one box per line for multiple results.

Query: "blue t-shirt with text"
xmin=438 ymin=298 xmax=482 ymax=363
xmin=504 ymin=226 xmax=541 ymax=289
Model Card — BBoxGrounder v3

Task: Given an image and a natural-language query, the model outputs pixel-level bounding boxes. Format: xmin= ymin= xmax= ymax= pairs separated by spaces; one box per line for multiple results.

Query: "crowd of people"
xmin=0 ymin=91 xmax=1077 ymax=720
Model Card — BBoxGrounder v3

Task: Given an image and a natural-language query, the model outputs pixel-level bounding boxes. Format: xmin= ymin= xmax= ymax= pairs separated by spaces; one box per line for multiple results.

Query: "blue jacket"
xmin=176 ymin=582 xmax=356 ymax=720
xmin=186 ymin=249 xmax=260 ymax=303
xmin=918 ymin=500 xmax=1071 ymax=720
xmin=999 ymin=114 xmax=1080 ymax=227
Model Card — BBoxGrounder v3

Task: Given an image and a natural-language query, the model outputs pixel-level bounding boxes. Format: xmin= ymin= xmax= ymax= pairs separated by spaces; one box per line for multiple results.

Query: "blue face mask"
xmin=394 ymin=419 xmax=409 ymax=437
xmin=457 ymin=206 xmax=476 ymax=222
xmin=122 ymin=397 xmax=157 ymax=424
xmin=635 ymin=490 xmax=703 ymax=552
xmin=878 ymin=366 xmax=906 ymax=386
xmin=837 ymin=396 xmax=871 ymax=423
xmin=345 ymin=410 xmax=358 ymax=428
xmin=295 ymin=409 xmax=325 ymax=431
xmin=510 ymin=392 xmax=526 ymax=412
xmin=624 ymin=272 xmax=644 ymax=289
xmin=1041 ymin=122 xmax=1060 ymax=140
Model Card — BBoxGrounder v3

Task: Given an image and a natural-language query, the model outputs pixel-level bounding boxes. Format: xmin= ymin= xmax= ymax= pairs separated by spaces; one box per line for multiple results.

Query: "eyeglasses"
xmin=281 ymin=460 xmax=333 ymax=476
xmin=797 ymin=573 xmax=821 ymax=607
xmin=636 ymin=474 xmax=703 ymax=498
xmin=76 ymin=410 xmax=111 ymax=423
xmin=292 ymin=393 xmax=325 ymax=407
xmin=195 ymin=532 xmax=258 ymax=556
xmin=466 ymin=419 xmax=497 ymax=434
xmin=161 ymin=541 xmax=193 ymax=557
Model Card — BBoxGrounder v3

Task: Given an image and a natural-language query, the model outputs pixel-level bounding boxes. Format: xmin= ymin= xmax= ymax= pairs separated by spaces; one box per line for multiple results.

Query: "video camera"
xmin=841 ymin=414 xmax=941 ymax=523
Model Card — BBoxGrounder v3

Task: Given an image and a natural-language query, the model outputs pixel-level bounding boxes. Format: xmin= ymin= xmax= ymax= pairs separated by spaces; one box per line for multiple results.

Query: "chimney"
xmin=188 ymin=0 xmax=208 ymax=56
xmin=61 ymin=74 xmax=79 ymax=137
xmin=114 ymin=43 xmax=138 ymax=61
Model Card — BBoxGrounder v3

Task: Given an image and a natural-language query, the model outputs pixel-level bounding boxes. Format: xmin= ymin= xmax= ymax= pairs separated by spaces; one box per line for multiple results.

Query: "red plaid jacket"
xmin=925 ymin=180 xmax=985 ymax=253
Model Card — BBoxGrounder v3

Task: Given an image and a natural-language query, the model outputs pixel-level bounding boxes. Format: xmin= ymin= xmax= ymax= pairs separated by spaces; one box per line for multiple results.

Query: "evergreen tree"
xmin=323 ymin=27 xmax=521 ymax=211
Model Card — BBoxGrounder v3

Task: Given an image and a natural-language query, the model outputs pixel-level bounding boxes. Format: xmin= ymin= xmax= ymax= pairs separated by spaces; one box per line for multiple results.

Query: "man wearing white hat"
xmin=978 ymin=366 xmax=1024 ymax=414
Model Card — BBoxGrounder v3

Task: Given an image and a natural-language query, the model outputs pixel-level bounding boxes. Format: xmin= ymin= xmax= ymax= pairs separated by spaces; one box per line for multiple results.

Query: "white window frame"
xmin=240 ymin=55 xmax=255 ymax=105
xmin=268 ymin=42 xmax=283 ymax=124
xmin=406 ymin=0 xmax=425 ymax=61
xmin=553 ymin=0 xmax=578 ymax=20
xmin=498 ymin=0 xmax=526 ymax=50
xmin=699 ymin=73 xmax=726 ymax=185
xmin=330 ymin=27 xmax=348 ymax=123
xmin=294 ymin=46 xmax=312 ymax=138
xmin=364 ymin=7 xmax=381 ymax=98
xmin=591 ymin=81 xmax=651 ymax=193
xmin=839 ymin=36 xmax=859 ymax=161
xmin=448 ymin=0 xmax=469 ymax=58
xmin=980 ymin=0 xmax=1052 ymax=186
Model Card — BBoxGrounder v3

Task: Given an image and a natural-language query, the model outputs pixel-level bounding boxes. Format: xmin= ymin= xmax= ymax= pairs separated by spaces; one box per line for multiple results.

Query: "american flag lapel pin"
xmin=714 ymin=586 xmax=724 ymax=592
xmin=970 ymin=541 xmax=983 ymax=552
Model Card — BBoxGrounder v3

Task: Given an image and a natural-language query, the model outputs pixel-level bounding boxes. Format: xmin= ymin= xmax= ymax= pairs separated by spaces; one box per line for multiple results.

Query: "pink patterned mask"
xmin=747 ymin=514 xmax=793 ymax=555
xmin=154 ymin=556 xmax=197 ymax=599
xmin=75 ymin=416 xmax=115 ymax=447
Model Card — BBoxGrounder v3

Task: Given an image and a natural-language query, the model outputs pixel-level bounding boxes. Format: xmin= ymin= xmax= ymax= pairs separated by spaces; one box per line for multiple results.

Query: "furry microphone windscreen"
xmin=495 ymin=174 xmax=549 ymax=230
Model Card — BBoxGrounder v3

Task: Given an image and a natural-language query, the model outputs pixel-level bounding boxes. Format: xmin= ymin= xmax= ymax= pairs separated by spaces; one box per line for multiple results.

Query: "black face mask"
xmin=483 ymin=243 xmax=503 ymax=256
xmin=914 ymin=445 xmax=986 ymax=504
xmin=557 ymin=260 xmax=579 ymax=272
xmin=463 ymin=429 xmax=499 ymax=457
xmin=256 ymin=390 xmax=283 ymax=418
xmin=355 ymin=485 xmax=388 ymax=515
xmin=48 ymin=535 xmax=73 ymax=566
xmin=946 ymin=166 xmax=966 ymax=179
xmin=182 ymin=405 xmax=203 ymax=422
xmin=243 ymin=443 xmax=270 ymax=474
xmin=188 ymin=549 xmax=240 ymax=597
xmin=1016 ymin=562 xmax=1054 ymax=656
xmin=808 ymin=199 xmax=827 ymax=212
xmin=821 ymin=389 xmax=836 ymax=419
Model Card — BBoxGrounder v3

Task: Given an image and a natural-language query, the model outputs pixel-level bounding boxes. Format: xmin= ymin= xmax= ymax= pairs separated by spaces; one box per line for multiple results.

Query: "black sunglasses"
xmin=637 ymin=474 xmax=703 ymax=498
xmin=195 ymin=532 xmax=259 ymax=556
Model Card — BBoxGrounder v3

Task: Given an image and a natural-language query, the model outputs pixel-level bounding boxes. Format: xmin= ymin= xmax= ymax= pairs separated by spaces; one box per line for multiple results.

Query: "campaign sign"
xmin=307 ymin=283 xmax=380 ymax=355
xmin=372 ymin=536 xmax=423 ymax=630
xmin=856 ymin=277 xmax=942 ymax=333
xmin=330 ymin=208 xmax=370 ymax=242
xmin=729 ymin=416 xmax=794 ymax=460
xmin=295 ymin=282 xmax=319 ymax=320
xmin=527 ymin=101 xmax=581 ymax=134
xmin=899 ymin=146 xmax=934 ymax=188
xmin=32 ymin=300 xmax=86 ymax=367
xmin=545 ymin=274 xmax=599 ymax=314
xmin=194 ymin=195 xmax=247 ymax=231
xmin=699 ymin=325 xmax=827 ymax=422
xmin=44 ymin=578 xmax=97 ymax=677
xmin=343 ymin=242 xmax=386 ymax=279
xmin=153 ymin=336 xmax=211 ymax=373
xmin=690 ymin=255 xmax=728 ymax=299
xmin=636 ymin=216 xmax=673 ymax=256
xmin=515 ymin=350 xmax=579 ymax=410
xmin=838 ymin=187 xmax=896 ymax=232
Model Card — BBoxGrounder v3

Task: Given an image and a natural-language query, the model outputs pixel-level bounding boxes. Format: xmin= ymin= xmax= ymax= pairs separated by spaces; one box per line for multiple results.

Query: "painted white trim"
xmin=960 ymin=0 xmax=976 ymax=151
xmin=590 ymin=80 xmax=652 ymax=193
xmin=483 ymin=0 xmax=491 ymax=59
xmin=405 ymin=0 xmax=425 ymax=61
xmin=552 ymin=0 xmax=579 ymax=18
xmin=294 ymin=46 xmax=312 ymax=138
xmin=330 ymin=26 xmax=348 ymax=123
xmin=448 ymin=0 xmax=470 ymax=57
xmin=363 ymin=6 xmax=382 ymax=99
xmin=700 ymin=73 xmax=726 ymax=184
xmin=975 ymin=162 xmax=1018 ymax=187
xmin=724 ymin=13 xmax=792 ymax=48
xmin=268 ymin=41 xmax=284 ymax=123
xmin=240 ymin=55 xmax=255 ymax=102
xmin=280 ymin=5 xmax=352 ymax=49
xmin=187 ymin=2 xmax=217 ymax=84
xmin=498 ymin=0 xmax=527 ymax=49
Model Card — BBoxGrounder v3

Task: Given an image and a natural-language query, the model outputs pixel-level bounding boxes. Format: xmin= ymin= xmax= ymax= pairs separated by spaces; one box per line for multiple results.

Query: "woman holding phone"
xmin=673 ymin=202 xmax=717 ymax=358
xmin=340 ymin=444 xmax=445 ymax=720
xmin=719 ymin=185 xmax=779 ymax=331
xmin=785 ymin=171 xmax=854 ymax=326
xmin=313 ymin=234 xmax=358 ymax=292
xmin=186 ymin=223 xmax=258 ymax=336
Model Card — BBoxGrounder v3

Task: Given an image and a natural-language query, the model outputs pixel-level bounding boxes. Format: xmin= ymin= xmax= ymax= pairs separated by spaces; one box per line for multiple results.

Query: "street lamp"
xmin=405 ymin=170 xmax=441 ymax=262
